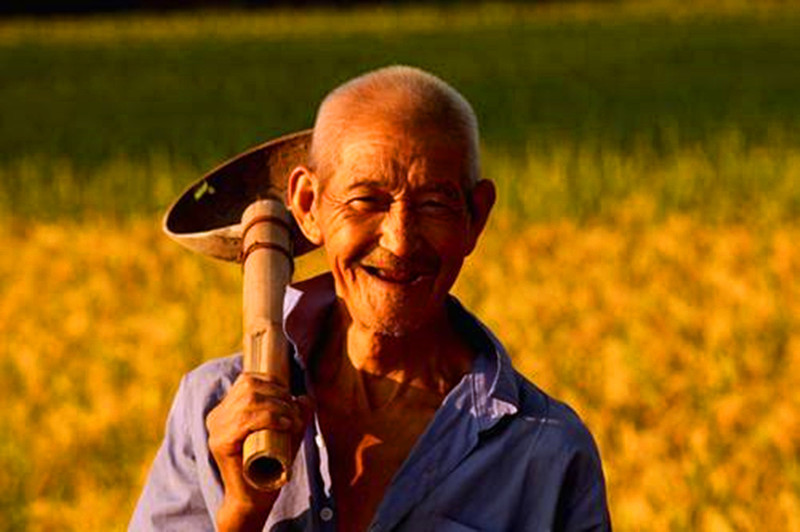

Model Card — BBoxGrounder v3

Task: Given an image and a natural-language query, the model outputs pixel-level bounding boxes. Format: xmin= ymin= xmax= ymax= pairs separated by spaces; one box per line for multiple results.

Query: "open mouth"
xmin=362 ymin=265 xmax=426 ymax=284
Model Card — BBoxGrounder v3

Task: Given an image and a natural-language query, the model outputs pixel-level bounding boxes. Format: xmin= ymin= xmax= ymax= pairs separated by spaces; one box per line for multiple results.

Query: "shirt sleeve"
xmin=553 ymin=435 xmax=612 ymax=532
xmin=129 ymin=375 xmax=216 ymax=531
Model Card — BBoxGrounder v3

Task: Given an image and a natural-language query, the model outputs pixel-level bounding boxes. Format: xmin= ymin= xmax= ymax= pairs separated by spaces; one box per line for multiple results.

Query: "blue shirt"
xmin=130 ymin=274 xmax=611 ymax=531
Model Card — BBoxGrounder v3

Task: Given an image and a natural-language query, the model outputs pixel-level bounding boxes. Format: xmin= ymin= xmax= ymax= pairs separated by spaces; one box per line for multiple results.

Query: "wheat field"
xmin=3 ymin=1 xmax=800 ymax=530
xmin=2 ymin=198 xmax=800 ymax=530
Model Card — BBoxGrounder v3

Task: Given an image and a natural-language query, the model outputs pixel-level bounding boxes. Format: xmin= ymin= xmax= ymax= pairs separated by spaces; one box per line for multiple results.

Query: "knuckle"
xmin=240 ymin=409 xmax=281 ymax=432
xmin=240 ymin=373 xmax=289 ymax=398
xmin=239 ymin=374 xmax=258 ymax=392
xmin=205 ymin=407 xmax=219 ymax=431
xmin=240 ymin=407 xmax=261 ymax=427
xmin=207 ymin=435 xmax=221 ymax=453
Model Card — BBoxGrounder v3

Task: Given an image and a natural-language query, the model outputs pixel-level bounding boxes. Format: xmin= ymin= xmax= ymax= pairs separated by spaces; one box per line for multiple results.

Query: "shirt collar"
xmin=282 ymin=272 xmax=520 ymax=428
xmin=283 ymin=273 xmax=337 ymax=370
xmin=446 ymin=297 xmax=520 ymax=431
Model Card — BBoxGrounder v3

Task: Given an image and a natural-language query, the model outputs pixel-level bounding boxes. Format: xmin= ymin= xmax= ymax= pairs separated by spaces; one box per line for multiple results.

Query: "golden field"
xmin=2 ymin=199 xmax=799 ymax=531
xmin=2 ymin=3 xmax=800 ymax=530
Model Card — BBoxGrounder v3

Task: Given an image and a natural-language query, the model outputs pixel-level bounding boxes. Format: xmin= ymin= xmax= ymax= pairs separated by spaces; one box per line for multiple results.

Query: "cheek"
xmin=320 ymin=214 xmax=380 ymax=275
xmin=425 ymin=223 xmax=471 ymax=262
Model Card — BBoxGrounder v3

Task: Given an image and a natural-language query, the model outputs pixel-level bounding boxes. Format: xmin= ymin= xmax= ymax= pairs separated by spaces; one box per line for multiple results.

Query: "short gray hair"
xmin=309 ymin=65 xmax=481 ymax=188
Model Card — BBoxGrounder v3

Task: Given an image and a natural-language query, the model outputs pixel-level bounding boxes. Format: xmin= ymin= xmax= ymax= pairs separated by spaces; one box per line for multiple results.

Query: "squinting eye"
xmin=420 ymin=201 xmax=448 ymax=211
xmin=418 ymin=199 xmax=461 ymax=216
xmin=348 ymin=196 xmax=387 ymax=212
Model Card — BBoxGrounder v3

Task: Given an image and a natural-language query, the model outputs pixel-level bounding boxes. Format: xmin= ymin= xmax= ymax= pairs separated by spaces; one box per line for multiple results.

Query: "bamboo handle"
xmin=240 ymin=198 xmax=293 ymax=491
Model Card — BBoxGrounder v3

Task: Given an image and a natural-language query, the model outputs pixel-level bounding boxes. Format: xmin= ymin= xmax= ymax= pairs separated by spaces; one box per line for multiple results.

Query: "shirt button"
xmin=320 ymin=507 xmax=334 ymax=522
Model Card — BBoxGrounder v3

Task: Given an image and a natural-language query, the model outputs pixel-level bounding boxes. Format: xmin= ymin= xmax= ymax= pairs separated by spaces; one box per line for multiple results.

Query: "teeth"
xmin=381 ymin=271 xmax=413 ymax=282
xmin=364 ymin=266 xmax=418 ymax=283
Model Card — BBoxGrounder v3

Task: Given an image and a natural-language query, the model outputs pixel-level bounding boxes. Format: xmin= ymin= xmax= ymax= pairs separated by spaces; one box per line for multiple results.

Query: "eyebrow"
xmin=415 ymin=182 xmax=463 ymax=199
xmin=342 ymin=181 xmax=465 ymax=206
xmin=344 ymin=178 xmax=388 ymax=192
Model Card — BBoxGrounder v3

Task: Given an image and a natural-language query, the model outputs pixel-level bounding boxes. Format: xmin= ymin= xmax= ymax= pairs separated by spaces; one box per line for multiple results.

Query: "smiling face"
xmin=290 ymin=115 xmax=494 ymax=337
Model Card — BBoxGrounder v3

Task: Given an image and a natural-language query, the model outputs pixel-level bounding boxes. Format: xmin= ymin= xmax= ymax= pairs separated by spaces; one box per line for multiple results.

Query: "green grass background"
xmin=2 ymin=2 xmax=800 ymax=222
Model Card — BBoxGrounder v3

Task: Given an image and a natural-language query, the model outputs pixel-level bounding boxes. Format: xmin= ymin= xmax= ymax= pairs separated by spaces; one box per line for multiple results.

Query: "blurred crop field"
xmin=2 ymin=1 xmax=800 ymax=530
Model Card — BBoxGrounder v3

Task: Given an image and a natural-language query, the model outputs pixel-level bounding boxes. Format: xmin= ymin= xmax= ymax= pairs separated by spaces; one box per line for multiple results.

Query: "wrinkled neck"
xmin=316 ymin=300 xmax=473 ymax=398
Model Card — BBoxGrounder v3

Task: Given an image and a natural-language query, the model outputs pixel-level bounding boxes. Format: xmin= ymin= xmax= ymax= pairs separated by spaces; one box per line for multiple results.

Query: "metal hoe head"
xmin=162 ymin=129 xmax=317 ymax=261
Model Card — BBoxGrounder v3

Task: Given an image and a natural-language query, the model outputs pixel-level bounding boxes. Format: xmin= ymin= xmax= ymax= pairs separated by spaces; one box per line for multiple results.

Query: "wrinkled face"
xmin=312 ymin=121 xmax=480 ymax=336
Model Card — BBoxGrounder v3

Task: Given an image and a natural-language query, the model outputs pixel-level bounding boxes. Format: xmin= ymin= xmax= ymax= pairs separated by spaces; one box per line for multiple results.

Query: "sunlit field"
xmin=4 ymin=208 xmax=800 ymax=531
xmin=2 ymin=2 xmax=800 ymax=530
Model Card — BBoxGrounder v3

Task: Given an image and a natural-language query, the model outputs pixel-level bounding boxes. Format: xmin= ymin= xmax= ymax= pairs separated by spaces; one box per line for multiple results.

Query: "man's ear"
xmin=465 ymin=179 xmax=496 ymax=256
xmin=287 ymin=165 xmax=324 ymax=246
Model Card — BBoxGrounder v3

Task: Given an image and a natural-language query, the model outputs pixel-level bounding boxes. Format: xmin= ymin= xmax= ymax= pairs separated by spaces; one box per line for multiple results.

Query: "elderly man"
xmin=131 ymin=66 xmax=611 ymax=531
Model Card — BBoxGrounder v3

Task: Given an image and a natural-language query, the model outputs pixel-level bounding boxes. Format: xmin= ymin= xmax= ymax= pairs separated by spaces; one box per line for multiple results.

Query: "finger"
xmin=236 ymin=374 xmax=294 ymax=400
xmin=293 ymin=395 xmax=315 ymax=424
xmin=284 ymin=395 xmax=315 ymax=435
xmin=254 ymin=394 xmax=298 ymax=418
xmin=242 ymin=371 xmax=289 ymax=388
xmin=238 ymin=407 xmax=296 ymax=435
xmin=206 ymin=393 xmax=297 ymax=447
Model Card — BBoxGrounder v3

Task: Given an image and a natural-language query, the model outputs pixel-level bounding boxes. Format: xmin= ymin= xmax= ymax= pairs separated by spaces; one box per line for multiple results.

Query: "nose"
xmin=378 ymin=202 xmax=420 ymax=257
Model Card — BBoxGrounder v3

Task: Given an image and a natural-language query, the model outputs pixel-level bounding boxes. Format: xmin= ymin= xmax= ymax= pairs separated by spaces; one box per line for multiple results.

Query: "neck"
xmin=317 ymin=300 xmax=474 ymax=397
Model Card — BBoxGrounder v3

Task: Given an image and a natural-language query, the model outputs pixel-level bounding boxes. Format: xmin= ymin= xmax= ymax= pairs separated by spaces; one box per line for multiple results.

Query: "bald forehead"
xmin=309 ymin=67 xmax=480 ymax=187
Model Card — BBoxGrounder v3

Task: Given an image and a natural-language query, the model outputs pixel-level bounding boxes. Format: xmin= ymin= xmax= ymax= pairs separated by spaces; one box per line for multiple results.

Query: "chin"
xmin=341 ymin=272 xmax=450 ymax=336
xmin=356 ymin=305 xmax=431 ymax=338
xmin=369 ymin=318 xmax=423 ymax=338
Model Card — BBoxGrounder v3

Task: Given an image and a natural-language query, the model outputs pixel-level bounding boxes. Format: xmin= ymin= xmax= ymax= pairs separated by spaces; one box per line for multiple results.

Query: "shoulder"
xmin=513 ymin=371 xmax=602 ymax=460
xmin=183 ymin=353 xmax=242 ymax=388
xmin=175 ymin=354 xmax=243 ymax=418
xmin=459 ymin=303 xmax=602 ymax=459
xmin=510 ymin=372 xmax=611 ymax=526
xmin=129 ymin=355 xmax=243 ymax=529
xmin=513 ymin=371 xmax=609 ymax=509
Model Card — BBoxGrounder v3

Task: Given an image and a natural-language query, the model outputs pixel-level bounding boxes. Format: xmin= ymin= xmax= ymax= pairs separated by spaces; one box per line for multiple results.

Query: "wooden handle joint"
xmin=240 ymin=198 xmax=294 ymax=491
xmin=240 ymin=242 xmax=293 ymax=268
